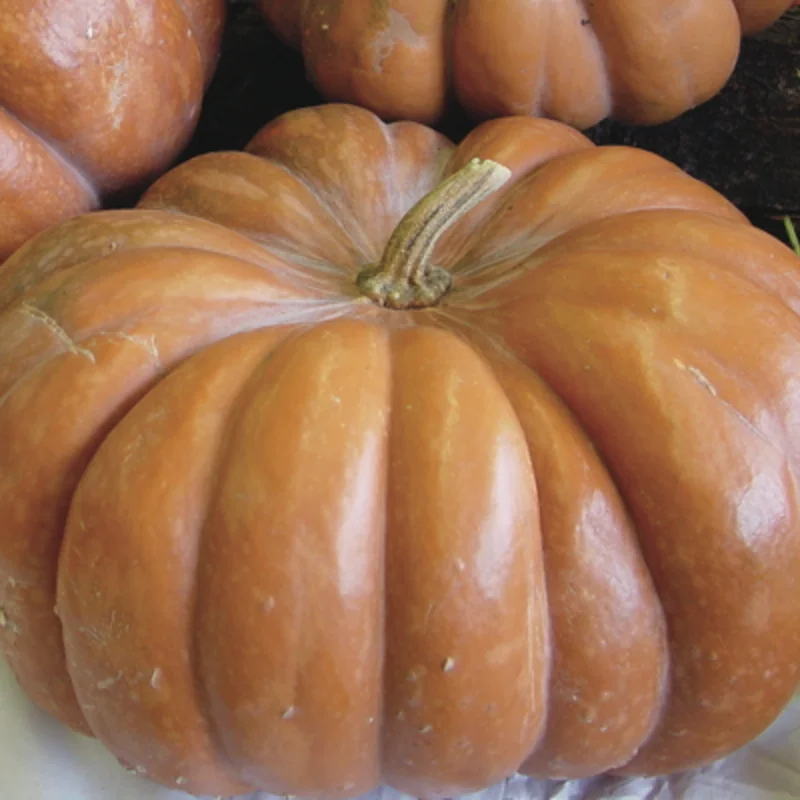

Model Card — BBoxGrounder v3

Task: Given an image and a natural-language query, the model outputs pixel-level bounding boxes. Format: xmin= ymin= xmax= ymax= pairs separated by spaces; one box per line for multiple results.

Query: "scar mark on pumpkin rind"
xmin=102 ymin=331 xmax=162 ymax=369
xmin=673 ymin=358 xmax=717 ymax=397
xmin=673 ymin=357 xmax=770 ymax=444
xmin=18 ymin=303 xmax=96 ymax=363
xmin=16 ymin=302 xmax=163 ymax=371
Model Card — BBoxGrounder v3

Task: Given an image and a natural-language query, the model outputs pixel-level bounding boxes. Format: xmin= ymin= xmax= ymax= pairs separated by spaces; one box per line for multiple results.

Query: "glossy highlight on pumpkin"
xmin=0 ymin=103 xmax=799 ymax=797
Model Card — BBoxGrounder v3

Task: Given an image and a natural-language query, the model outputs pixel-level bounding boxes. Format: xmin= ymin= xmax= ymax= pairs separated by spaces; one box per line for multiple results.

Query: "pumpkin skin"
xmin=256 ymin=0 xmax=795 ymax=128
xmin=0 ymin=0 xmax=225 ymax=262
xmin=1 ymin=104 xmax=800 ymax=798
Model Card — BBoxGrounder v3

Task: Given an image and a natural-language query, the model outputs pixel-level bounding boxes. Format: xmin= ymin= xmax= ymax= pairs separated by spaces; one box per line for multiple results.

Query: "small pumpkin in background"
xmin=256 ymin=0 xmax=795 ymax=128
xmin=1 ymin=103 xmax=800 ymax=798
xmin=0 ymin=0 xmax=225 ymax=262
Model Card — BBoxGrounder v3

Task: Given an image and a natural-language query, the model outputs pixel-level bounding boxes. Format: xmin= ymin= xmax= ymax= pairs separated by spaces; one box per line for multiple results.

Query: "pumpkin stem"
xmin=356 ymin=158 xmax=512 ymax=309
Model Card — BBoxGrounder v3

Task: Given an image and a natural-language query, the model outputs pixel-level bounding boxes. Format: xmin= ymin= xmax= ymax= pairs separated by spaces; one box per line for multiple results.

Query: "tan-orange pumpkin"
xmin=256 ymin=0 xmax=795 ymax=128
xmin=1 ymin=103 xmax=800 ymax=798
xmin=0 ymin=0 xmax=225 ymax=262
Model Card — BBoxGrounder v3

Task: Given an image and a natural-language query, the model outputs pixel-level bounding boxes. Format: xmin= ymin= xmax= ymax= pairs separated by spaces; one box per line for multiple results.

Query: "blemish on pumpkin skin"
xmin=0 ymin=607 xmax=21 ymax=635
xmin=97 ymin=670 xmax=123 ymax=690
xmin=407 ymin=665 xmax=426 ymax=683
xmin=370 ymin=10 xmax=426 ymax=72
xmin=261 ymin=595 xmax=276 ymax=613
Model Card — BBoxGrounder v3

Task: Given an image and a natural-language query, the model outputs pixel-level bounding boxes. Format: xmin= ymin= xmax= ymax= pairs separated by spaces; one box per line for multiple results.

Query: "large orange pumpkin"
xmin=1 ymin=103 xmax=799 ymax=798
xmin=256 ymin=0 xmax=795 ymax=128
xmin=0 ymin=0 xmax=225 ymax=262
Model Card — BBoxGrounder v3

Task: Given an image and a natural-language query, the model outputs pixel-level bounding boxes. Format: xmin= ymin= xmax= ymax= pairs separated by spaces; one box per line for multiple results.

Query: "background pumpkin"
xmin=0 ymin=0 xmax=225 ymax=263
xmin=255 ymin=0 xmax=795 ymax=129
xmin=1 ymin=103 xmax=800 ymax=798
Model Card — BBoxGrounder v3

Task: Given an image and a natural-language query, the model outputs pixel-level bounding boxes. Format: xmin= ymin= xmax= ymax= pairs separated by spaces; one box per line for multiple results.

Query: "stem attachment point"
xmin=356 ymin=157 xmax=512 ymax=310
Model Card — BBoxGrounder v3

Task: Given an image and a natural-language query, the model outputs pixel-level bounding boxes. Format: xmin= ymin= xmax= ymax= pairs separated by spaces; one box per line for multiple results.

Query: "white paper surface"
xmin=2 ymin=656 xmax=798 ymax=800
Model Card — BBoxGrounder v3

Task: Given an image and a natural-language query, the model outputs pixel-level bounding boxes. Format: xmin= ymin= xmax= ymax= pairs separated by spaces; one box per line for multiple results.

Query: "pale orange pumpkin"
xmin=0 ymin=0 xmax=225 ymax=261
xmin=256 ymin=0 xmax=795 ymax=128
xmin=1 ymin=103 xmax=799 ymax=798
